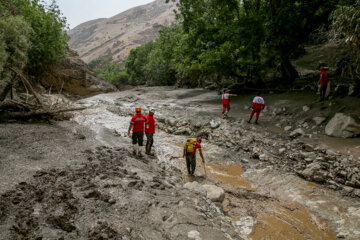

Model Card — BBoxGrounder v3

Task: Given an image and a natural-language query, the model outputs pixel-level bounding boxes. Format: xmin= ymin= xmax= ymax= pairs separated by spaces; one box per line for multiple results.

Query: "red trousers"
xmin=222 ymin=100 xmax=230 ymax=114
xmin=250 ymin=109 xmax=261 ymax=118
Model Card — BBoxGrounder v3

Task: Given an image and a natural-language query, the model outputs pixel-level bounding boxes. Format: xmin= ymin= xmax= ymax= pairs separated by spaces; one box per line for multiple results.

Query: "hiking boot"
xmin=133 ymin=149 xmax=137 ymax=155
xmin=222 ymin=114 xmax=225 ymax=119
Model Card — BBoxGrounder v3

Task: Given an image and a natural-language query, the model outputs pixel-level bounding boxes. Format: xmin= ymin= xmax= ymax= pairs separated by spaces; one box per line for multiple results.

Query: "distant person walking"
xmin=248 ymin=92 xmax=265 ymax=124
xmin=183 ymin=137 xmax=205 ymax=175
xmin=319 ymin=66 xmax=329 ymax=102
xmin=128 ymin=107 xmax=148 ymax=156
xmin=145 ymin=108 xmax=156 ymax=156
xmin=222 ymin=89 xmax=237 ymax=119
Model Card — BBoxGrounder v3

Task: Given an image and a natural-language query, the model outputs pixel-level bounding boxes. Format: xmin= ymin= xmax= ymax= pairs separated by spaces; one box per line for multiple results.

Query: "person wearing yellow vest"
xmin=183 ymin=137 xmax=205 ymax=175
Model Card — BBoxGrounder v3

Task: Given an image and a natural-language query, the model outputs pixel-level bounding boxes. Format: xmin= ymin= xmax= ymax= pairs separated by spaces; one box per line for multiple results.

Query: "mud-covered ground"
xmin=0 ymin=87 xmax=360 ymax=240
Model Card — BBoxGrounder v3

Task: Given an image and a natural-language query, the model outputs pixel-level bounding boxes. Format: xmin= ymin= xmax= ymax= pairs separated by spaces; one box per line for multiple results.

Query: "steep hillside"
xmin=68 ymin=0 xmax=177 ymax=67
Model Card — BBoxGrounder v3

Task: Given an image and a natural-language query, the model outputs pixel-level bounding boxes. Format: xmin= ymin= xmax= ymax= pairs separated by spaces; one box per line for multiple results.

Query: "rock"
xmin=343 ymin=186 xmax=354 ymax=193
xmin=203 ymin=185 xmax=225 ymax=202
xmin=259 ymin=154 xmax=268 ymax=161
xmin=242 ymin=158 xmax=249 ymax=163
xmin=302 ymin=106 xmax=310 ymax=112
xmin=235 ymin=216 xmax=257 ymax=236
xmin=188 ymin=230 xmax=201 ymax=240
xmin=354 ymin=189 xmax=360 ymax=197
xmin=279 ymin=148 xmax=286 ymax=154
xmin=289 ymin=128 xmax=305 ymax=139
xmin=299 ymin=162 xmax=321 ymax=179
xmin=312 ymin=117 xmax=326 ymax=126
xmin=174 ymin=127 xmax=192 ymax=136
xmin=304 ymin=144 xmax=314 ymax=152
xmin=167 ymin=119 xmax=177 ymax=127
xmin=284 ymin=126 xmax=292 ymax=131
xmin=325 ymin=113 xmax=360 ymax=138
xmin=183 ymin=182 xmax=207 ymax=196
xmin=210 ymin=120 xmax=220 ymax=129
xmin=337 ymin=232 xmax=349 ymax=239
xmin=38 ymin=48 xmax=116 ymax=96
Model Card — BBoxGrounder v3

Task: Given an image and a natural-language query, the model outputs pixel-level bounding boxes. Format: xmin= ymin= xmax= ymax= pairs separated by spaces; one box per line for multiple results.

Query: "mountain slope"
xmin=68 ymin=0 xmax=177 ymax=67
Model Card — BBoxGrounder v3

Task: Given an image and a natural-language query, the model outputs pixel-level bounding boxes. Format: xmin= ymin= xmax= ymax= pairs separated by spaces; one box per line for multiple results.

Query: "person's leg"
xmin=248 ymin=110 xmax=255 ymax=123
xmin=149 ymin=133 xmax=154 ymax=153
xmin=138 ymin=132 xmax=144 ymax=156
xmin=132 ymin=132 xmax=138 ymax=154
xmin=255 ymin=110 xmax=260 ymax=124
xmin=190 ymin=155 xmax=196 ymax=175
xmin=322 ymin=84 xmax=327 ymax=102
xmin=186 ymin=155 xmax=191 ymax=175
xmin=145 ymin=133 xmax=150 ymax=154
xmin=222 ymin=103 xmax=226 ymax=118
xmin=225 ymin=103 xmax=230 ymax=118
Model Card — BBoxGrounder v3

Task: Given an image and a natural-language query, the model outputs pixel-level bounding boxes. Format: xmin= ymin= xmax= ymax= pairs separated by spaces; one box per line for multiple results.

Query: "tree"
xmin=331 ymin=0 xmax=360 ymax=94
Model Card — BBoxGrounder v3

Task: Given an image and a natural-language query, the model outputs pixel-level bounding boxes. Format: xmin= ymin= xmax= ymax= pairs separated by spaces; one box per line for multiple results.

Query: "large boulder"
xmin=183 ymin=182 xmax=207 ymax=196
xmin=325 ymin=113 xmax=360 ymax=138
xmin=203 ymin=185 xmax=225 ymax=202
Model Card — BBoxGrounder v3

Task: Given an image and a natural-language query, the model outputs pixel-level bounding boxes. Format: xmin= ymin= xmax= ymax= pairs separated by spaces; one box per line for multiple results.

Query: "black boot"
xmin=255 ymin=118 xmax=258 ymax=124
xmin=248 ymin=116 xmax=253 ymax=123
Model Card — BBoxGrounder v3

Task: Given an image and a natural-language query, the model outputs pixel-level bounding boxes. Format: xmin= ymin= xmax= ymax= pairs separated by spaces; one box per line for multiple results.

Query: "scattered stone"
xmin=325 ymin=113 xmax=360 ymax=138
xmin=289 ymin=128 xmax=305 ymax=139
xmin=242 ymin=159 xmax=249 ymax=163
xmin=167 ymin=119 xmax=177 ymax=127
xmin=203 ymin=185 xmax=225 ymax=202
xmin=235 ymin=216 xmax=257 ymax=236
xmin=343 ymin=186 xmax=354 ymax=193
xmin=279 ymin=148 xmax=286 ymax=154
xmin=302 ymin=106 xmax=310 ymax=112
xmin=188 ymin=230 xmax=201 ymax=240
xmin=354 ymin=189 xmax=360 ymax=197
xmin=304 ymin=144 xmax=314 ymax=152
xmin=284 ymin=126 xmax=292 ymax=131
xmin=259 ymin=154 xmax=268 ymax=161
xmin=210 ymin=120 xmax=221 ymax=129
xmin=337 ymin=232 xmax=349 ymax=239
xmin=183 ymin=182 xmax=207 ymax=196
xmin=312 ymin=117 xmax=326 ymax=126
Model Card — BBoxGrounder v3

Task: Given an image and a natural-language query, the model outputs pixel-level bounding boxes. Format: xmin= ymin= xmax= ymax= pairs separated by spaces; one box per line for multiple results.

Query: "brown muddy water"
xmin=72 ymin=90 xmax=360 ymax=240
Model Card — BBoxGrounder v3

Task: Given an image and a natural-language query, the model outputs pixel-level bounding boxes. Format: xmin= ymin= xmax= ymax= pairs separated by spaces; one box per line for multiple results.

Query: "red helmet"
xmin=197 ymin=137 xmax=202 ymax=143
xmin=320 ymin=67 xmax=324 ymax=71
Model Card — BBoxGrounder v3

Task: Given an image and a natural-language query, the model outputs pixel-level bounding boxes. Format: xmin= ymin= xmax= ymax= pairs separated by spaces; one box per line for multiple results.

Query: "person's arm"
xmin=198 ymin=149 xmax=205 ymax=163
xmin=128 ymin=124 xmax=133 ymax=137
xmin=230 ymin=94 xmax=237 ymax=97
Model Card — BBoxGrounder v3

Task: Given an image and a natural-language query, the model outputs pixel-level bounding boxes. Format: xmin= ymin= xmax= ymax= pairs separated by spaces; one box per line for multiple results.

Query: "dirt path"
xmin=0 ymin=87 xmax=360 ymax=240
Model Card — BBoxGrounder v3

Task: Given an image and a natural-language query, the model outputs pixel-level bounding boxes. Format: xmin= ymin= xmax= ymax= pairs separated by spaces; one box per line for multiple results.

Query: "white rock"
xmin=289 ymin=128 xmax=305 ymax=138
xmin=183 ymin=182 xmax=207 ymax=196
xmin=259 ymin=154 xmax=268 ymax=161
xmin=312 ymin=117 xmax=326 ymax=126
xmin=303 ymin=106 xmax=310 ymax=112
xmin=235 ymin=216 xmax=257 ymax=236
xmin=284 ymin=126 xmax=292 ymax=131
xmin=203 ymin=185 xmax=225 ymax=202
xmin=188 ymin=230 xmax=201 ymax=240
xmin=210 ymin=120 xmax=221 ymax=129
xmin=325 ymin=113 xmax=360 ymax=138
xmin=279 ymin=148 xmax=286 ymax=154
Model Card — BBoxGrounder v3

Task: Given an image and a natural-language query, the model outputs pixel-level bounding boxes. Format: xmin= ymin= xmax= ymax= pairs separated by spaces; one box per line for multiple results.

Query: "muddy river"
xmin=72 ymin=88 xmax=360 ymax=240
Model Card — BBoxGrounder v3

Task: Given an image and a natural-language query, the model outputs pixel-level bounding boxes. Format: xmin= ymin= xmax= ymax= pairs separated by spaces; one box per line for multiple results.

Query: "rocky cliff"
xmin=39 ymin=48 xmax=117 ymax=97
xmin=68 ymin=0 xmax=177 ymax=67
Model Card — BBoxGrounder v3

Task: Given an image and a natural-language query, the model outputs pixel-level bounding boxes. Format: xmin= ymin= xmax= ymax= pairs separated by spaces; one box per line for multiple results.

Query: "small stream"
xmin=72 ymin=92 xmax=360 ymax=240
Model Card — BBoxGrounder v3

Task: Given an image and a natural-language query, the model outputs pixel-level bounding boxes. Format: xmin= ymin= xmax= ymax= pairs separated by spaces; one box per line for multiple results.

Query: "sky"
xmin=45 ymin=0 xmax=155 ymax=29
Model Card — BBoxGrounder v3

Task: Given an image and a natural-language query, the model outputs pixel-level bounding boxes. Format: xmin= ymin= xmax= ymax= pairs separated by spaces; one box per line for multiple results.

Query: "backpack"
xmin=184 ymin=138 xmax=197 ymax=153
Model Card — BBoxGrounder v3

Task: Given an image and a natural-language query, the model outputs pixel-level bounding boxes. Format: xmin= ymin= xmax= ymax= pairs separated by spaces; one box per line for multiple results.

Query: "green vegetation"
xmin=89 ymin=57 xmax=129 ymax=87
xmin=126 ymin=0 xmax=356 ymax=89
xmin=0 ymin=0 xmax=68 ymax=80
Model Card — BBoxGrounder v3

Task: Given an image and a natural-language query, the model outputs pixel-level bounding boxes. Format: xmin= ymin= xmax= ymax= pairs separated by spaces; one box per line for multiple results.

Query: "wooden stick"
xmin=8 ymin=67 xmax=42 ymax=106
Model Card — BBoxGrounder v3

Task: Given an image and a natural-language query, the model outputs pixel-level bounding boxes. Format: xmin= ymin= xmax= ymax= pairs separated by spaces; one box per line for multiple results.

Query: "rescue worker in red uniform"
xmin=145 ymin=108 xmax=155 ymax=155
xmin=222 ymin=89 xmax=237 ymax=119
xmin=248 ymin=92 xmax=265 ymax=124
xmin=183 ymin=137 xmax=205 ymax=175
xmin=319 ymin=67 xmax=329 ymax=102
xmin=128 ymin=107 xmax=148 ymax=156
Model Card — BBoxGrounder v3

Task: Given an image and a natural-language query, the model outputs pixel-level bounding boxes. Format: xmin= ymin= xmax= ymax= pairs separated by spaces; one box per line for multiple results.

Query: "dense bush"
xmin=0 ymin=0 xmax=68 ymax=78
xmin=89 ymin=58 xmax=129 ymax=87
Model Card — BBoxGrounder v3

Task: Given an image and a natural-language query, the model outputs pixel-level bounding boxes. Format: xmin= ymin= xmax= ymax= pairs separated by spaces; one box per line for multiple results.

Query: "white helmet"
xmin=150 ymin=108 xmax=155 ymax=113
